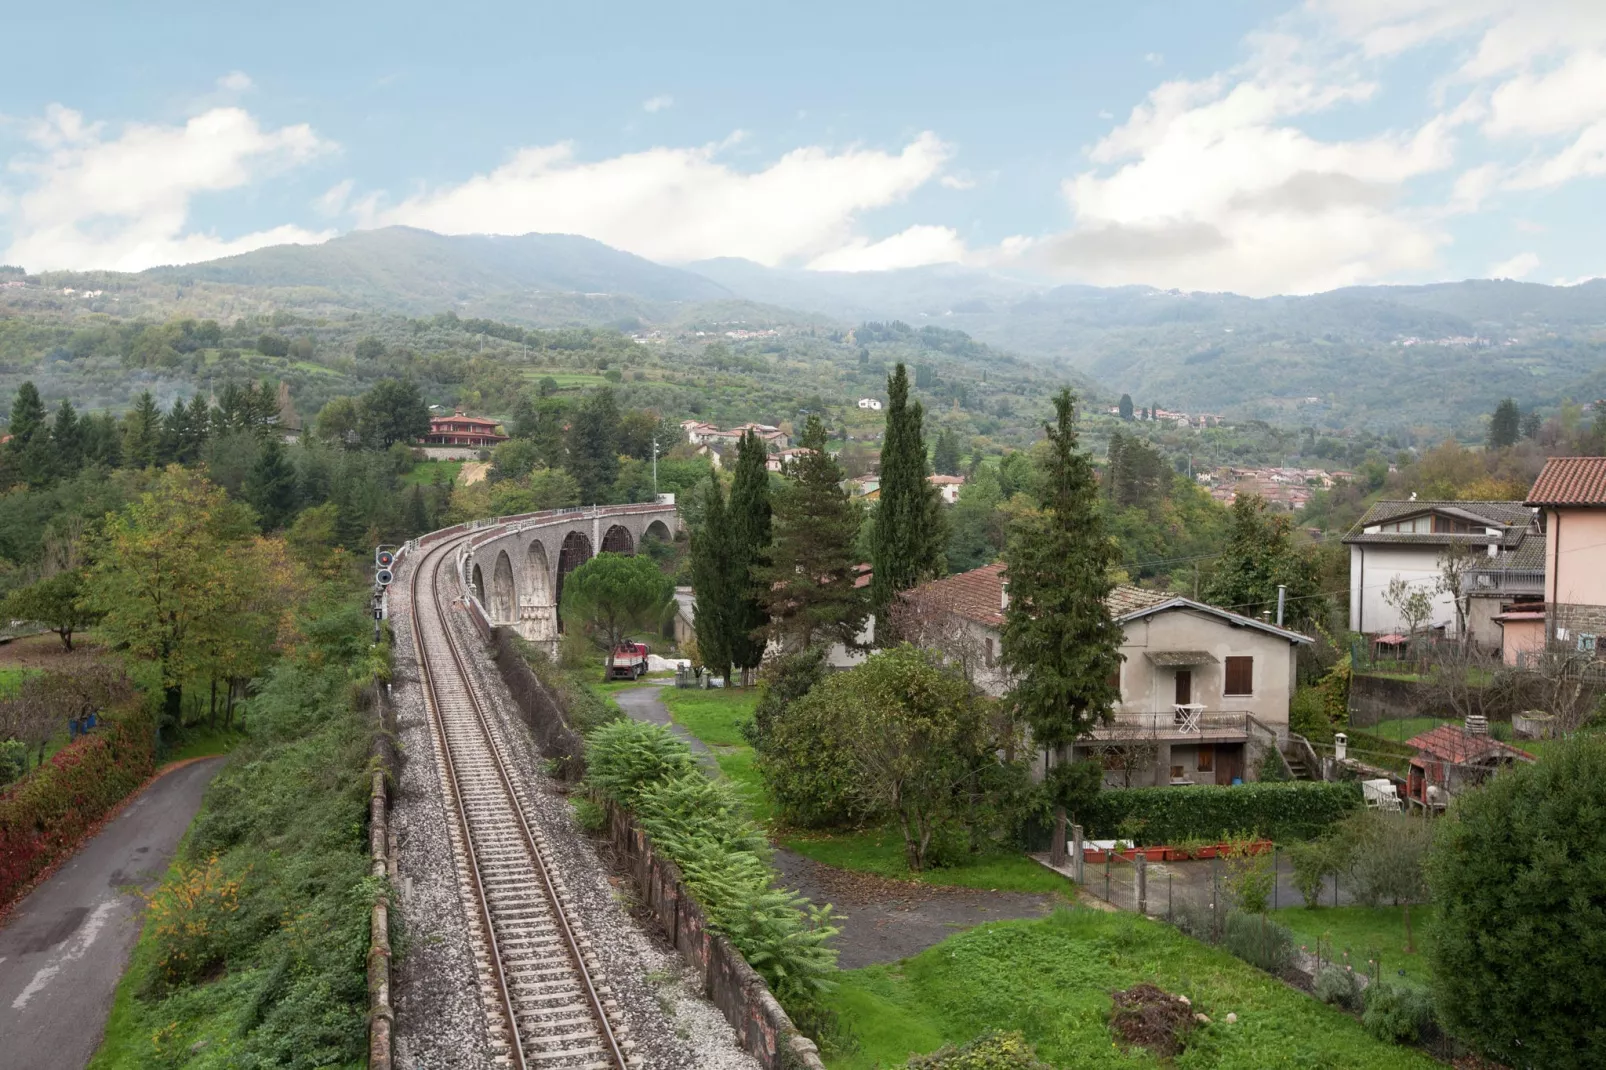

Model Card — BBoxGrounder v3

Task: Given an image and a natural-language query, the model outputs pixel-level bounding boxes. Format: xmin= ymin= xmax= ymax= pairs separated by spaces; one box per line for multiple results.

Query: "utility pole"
xmin=651 ymin=435 xmax=659 ymax=496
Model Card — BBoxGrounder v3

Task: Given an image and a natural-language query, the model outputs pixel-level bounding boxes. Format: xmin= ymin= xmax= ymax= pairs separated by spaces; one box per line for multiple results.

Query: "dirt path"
xmin=613 ymin=683 xmax=1061 ymax=969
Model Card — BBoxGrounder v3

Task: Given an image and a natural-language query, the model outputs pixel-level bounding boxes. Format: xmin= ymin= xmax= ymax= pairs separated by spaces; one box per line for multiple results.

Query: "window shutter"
xmin=1225 ymin=656 xmax=1253 ymax=696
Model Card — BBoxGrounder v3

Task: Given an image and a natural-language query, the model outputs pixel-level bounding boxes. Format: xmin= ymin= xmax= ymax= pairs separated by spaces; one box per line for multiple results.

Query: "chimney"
xmin=1000 ymin=576 xmax=1010 ymax=613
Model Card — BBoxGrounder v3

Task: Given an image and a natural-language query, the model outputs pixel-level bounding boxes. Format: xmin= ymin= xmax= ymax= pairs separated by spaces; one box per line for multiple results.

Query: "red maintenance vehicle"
xmin=608 ymin=642 xmax=650 ymax=680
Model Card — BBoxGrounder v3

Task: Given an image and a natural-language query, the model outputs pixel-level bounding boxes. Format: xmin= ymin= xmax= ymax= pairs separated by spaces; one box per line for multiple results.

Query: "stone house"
xmin=901 ymin=563 xmax=1312 ymax=787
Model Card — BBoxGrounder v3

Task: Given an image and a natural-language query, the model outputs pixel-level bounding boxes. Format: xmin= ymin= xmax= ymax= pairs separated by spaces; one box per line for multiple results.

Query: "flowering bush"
xmin=146 ymin=854 xmax=246 ymax=987
xmin=0 ymin=704 xmax=155 ymax=906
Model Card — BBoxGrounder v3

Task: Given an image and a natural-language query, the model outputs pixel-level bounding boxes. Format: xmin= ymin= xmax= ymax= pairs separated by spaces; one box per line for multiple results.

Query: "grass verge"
xmin=826 ymin=908 xmax=1439 ymax=1069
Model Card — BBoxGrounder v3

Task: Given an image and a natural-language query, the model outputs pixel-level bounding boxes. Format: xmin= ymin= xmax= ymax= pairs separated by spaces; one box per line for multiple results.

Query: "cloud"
xmin=217 ymin=71 xmax=253 ymax=92
xmin=317 ymin=178 xmax=355 ymax=216
xmin=642 ymin=94 xmax=673 ymax=113
xmin=807 ymin=225 xmax=966 ymax=271
xmin=1145 ymin=52 xmax=1165 ymax=66
xmin=939 ymin=174 xmax=975 ymax=190
xmin=1488 ymin=250 xmax=1538 ymax=278
xmin=376 ymin=132 xmax=952 ymax=266
xmin=3 ymin=102 xmax=333 ymax=272
xmin=1031 ymin=33 xmax=1455 ymax=295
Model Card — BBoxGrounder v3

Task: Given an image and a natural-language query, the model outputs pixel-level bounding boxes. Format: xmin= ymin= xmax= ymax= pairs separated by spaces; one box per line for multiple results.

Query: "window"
xmin=1107 ymin=665 xmax=1121 ymax=697
xmin=983 ymin=637 xmax=996 ymax=668
xmin=1196 ymin=745 xmax=1214 ymax=773
xmin=1224 ymin=656 xmax=1253 ymax=696
xmin=1579 ymin=634 xmax=1598 ymax=655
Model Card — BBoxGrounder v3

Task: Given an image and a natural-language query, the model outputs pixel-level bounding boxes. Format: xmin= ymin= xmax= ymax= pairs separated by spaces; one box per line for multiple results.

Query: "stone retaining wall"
xmin=608 ymin=805 xmax=825 ymax=1070
xmin=366 ymin=679 xmax=398 ymax=1070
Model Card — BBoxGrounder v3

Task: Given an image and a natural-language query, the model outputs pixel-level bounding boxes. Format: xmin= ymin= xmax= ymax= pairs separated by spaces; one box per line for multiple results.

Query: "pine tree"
xmin=688 ymin=474 xmax=735 ymax=684
xmin=869 ymin=363 xmax=948 ymax=632
xmin=245 ymin=437 xmax=299 ymax=530
xmin=6 ymin=382 xmax=52 ymax=484
xmin=932 ymin=428 xmax=962 ymax=476
xmin=404 ymin=483 xmax=432 ymax=536
xmin=1488 ymin=397 xmax=1521 ymax=449
xmin=567 ymin=387 xmax=620 ymax=504
xmin=727 ymin=430 xmax=773 ymax=684
xmin=762 ymin=415 xmax=867 ymax=650
xmin=123 ymin=391 xmax=162 ymax=468
xmin=51 ymin=399 xmax=84 ymax=477
xmin=1001 ymin=388 xmax=1122 ymax=759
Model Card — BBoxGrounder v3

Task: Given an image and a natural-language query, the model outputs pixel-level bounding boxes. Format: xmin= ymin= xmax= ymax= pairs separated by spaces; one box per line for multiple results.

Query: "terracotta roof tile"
xmin=1406 ymin=723 xmax=1534 ymax=764
xmin=903 ymin=563 xmax=1167 ymax=628
xmin=1526 ymin=457 xmax=1606 ymax=507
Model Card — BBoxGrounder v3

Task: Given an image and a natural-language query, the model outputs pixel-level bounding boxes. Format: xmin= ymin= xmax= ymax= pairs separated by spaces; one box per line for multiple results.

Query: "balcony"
xmin=1466 ymin=568 xmax=1544 ymax=596
xmin=1089 ymin=709 xmax=1261 ymax=742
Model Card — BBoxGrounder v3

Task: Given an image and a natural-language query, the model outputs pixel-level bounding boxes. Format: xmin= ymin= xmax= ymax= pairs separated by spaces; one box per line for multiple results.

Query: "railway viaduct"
xmin=410 ymin=502 xmax=680 ymax=650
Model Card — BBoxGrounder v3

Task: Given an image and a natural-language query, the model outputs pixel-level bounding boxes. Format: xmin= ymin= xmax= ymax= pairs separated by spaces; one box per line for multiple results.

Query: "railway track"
xmin=408 ymin=535 xmax=635 ymax=1069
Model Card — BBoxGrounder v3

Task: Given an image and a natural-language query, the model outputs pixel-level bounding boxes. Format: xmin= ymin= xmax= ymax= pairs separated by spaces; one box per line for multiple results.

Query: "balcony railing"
xmin=1090 ymin=710 xmax=1259 ymax=739
xmin=1466 ymin=568 xmax=1544 ymax=594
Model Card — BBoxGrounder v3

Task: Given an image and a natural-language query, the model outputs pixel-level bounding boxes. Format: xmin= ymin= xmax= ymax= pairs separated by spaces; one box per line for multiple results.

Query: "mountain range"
xmin=42 ymin=227 xmax=1606 ymax=431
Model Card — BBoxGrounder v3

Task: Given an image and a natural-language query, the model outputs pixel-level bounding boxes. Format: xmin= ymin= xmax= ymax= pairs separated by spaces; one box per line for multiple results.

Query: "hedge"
xmin=1081 ymin=781 xmax=1362 ymax=844
xmin=0 ymin=704 xmax=156 ymax=906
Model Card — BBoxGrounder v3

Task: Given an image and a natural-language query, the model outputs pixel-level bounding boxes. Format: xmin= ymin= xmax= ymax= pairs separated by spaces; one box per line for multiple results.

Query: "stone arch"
xmin=644 ymin=519 xmax=672 ymax=543
xmin=470 ymin=563 xmax=486 ymax=604
xmin=490 ymin=550 xmax=518 ymax=623
xmin=601 ymin=524 xmax=635 ymax=555
xmin=525 ymin=540 xmax=552 ymax=606
xmin=555 ymin=529 xmax=593 ymax=632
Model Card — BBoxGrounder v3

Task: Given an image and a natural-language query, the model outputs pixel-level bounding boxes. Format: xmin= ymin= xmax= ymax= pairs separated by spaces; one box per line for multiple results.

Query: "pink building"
xmin=1524 ymin=457 xmax=1606 ymax=661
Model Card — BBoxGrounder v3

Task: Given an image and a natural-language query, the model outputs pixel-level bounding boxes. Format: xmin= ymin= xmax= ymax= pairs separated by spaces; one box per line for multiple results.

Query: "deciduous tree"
xmin=3 ymin=570 xmax=99 ymax=650
xmin=567 ymin=387 xmax=621 ymax=504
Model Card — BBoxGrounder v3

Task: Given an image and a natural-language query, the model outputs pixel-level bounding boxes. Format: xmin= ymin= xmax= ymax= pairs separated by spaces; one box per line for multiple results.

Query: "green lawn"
xmin=0 ymin=667 xmax=34 ymax=695
xmin=403 ymin=458 xmax=465 ymax=486
xmin=524 ymin=369 xmax=610 ymax=389
xmin=166 ymin=723 xmax=248 ymax=762
xmin=657 ymin=687 xmax=1069 ymax=894
xmin=1277 ymin=905 xmax=1436 ymax=988
xmin=1361 ymin=716 xmax=1453 ymax=743
xmin=826 ymin=908 xmax=1438 ymax=1069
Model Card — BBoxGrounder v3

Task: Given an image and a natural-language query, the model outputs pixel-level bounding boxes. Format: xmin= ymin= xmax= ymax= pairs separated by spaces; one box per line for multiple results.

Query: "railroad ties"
xmin=411 ymin=537 xmax=636 ymax=1069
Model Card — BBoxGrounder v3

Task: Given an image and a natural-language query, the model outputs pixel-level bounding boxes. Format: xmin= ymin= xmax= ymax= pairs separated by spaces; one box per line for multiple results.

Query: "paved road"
xmin=0 ymin=758 xmax=223 ymax=1070
xmin=612 ymin=682 xmax=718 ymax=772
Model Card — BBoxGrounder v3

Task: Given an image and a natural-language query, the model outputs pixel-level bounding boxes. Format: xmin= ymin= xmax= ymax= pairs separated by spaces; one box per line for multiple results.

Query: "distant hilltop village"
xmin=1106 ymin=405 xmax=1225 ymax=429
xmin=1196 ymin=465 xmax=1354 ymax=510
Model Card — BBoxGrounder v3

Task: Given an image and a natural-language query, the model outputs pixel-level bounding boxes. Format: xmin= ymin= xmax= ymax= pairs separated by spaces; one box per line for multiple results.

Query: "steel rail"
xmin=409 ymin=531 xmax=629 ymax=1069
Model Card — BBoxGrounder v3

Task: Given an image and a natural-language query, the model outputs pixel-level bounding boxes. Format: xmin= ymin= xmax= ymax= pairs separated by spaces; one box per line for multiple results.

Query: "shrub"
xmin=583 ymin=717 xmax=697 ymax=809
xmin=0 ymin=703 xmax=155 ymax=906
xmin=146 ymin=853 xmax=247 ymax=988
xmin=570 ymin=796 xmax=606 ymax=833
xmin=753 ymin=668 xmax=874 ymax=829
xmin=585 ymin=719 xmax=838 ymax=1006
xmin=1286 ymin=837 xmax=1341 ymax=908
xmin=1082 ymin=781 xmax=1361 ymax=844
xmin=1314 ymin=964 xmax=1364 ymax=1012
xmin=1221 ymin=834 xmax=1275 ymax=913
xmin=1361 ymin=981 xmax=1435 ymax=1045
xmin=1427 ymin=735 xmax=1606 ymax=1065
xmin=907 ymin=1030 xmax=1051 ymax=1069
xmin=1221 ymin=910 xmax=1296 ymax=974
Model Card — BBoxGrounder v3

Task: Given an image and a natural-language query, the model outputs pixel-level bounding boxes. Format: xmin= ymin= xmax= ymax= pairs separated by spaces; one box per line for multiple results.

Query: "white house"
xmin=856 ymin=397 xmax=883 ymax=411
xmin=902 ymin=563 xmax=1312 ymax=786
xmin=927 ymin=474 xmax=965 ymax=503
xmin=1343 ymin=500 xmax=1538 ymax=640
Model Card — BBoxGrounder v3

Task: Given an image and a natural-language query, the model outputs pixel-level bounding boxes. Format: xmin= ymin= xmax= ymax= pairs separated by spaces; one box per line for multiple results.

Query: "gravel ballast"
xmin=390 ymin=548 xmax=760 ymax=1070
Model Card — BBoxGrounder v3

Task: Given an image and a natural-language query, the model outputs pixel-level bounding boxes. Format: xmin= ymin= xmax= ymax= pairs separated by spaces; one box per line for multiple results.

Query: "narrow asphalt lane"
xmin=0 ymin=757 xmax=224 ymax=1070
xmin=612 ymin=682 xmax=718 ymax=772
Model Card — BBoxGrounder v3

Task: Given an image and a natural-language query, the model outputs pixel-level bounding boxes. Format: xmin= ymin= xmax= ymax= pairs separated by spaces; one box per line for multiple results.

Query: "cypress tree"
xmin=1488 ymin=397 xmax=1521 ymax=449
xmin=1001 ymin=388 xmax=1122 ymax=762
xmin=932 ymin=428 xmax=962 ymax=476
xmin=688 ymin=473 xmax=735 ymax=684
xmin=245 ymin=437 xmax=299 ymax=530
xmin=124 ymin=391 xmax=162 ymax=468
xmin=762 ymin=415 xmax=866 ymax=651
xmin=567 ymin=387 xmax=620 ymax=504
xmin=727 ymin=430 xmax=773 ymax=685
xmin=1118 ymin=393 xmax=1134 ymax=420
xmin=869 ymin=363 xmax=947 ymax=634
xmin=51 ymin=399 xmax=84 ymax=477
xmin=404 ymin=483 xmax=432 ymax=536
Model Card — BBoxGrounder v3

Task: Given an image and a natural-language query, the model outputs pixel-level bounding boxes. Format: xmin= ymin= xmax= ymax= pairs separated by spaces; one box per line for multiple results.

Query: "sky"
xmin=2 ymin=0 xmax=1604 ymax=296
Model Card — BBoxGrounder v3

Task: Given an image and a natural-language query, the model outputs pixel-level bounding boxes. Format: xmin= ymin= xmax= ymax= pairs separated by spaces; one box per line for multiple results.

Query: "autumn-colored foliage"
xmin=146 ymin=853 xmax=245 ymax=986
xmin=0 ymin=703 xmax=155 ymax=906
